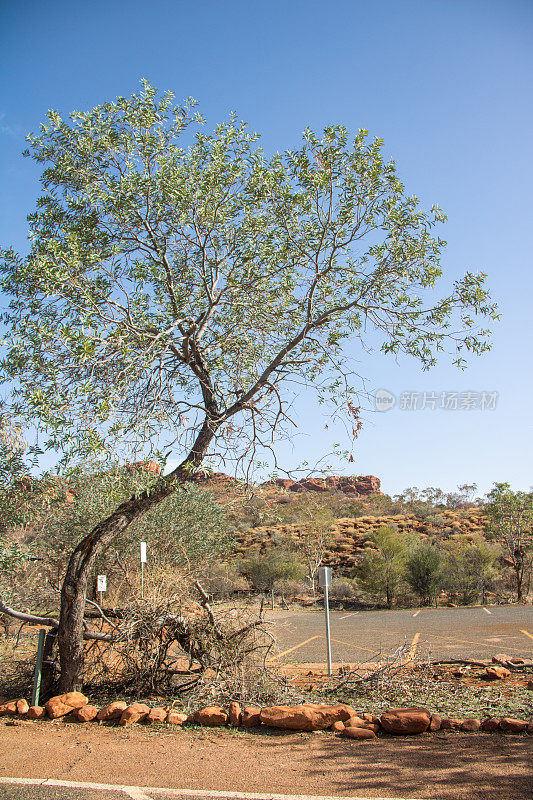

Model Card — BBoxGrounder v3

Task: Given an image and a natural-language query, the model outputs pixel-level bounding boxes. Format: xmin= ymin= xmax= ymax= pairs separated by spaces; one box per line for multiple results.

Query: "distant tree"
xmin=0 ymin=82 xmax=497 ymax=689
xmin=442 ymin=534 xmax=500 ymax=605
xmin=241 ymin=549 xmax=306 ymax=592
xmin=484 ymin=483 xmax=533 ymax=602
xmin=405 ymin=540 xmax=444 ymax=606
xmin=355 ymin=525 xmax=410 ymax=608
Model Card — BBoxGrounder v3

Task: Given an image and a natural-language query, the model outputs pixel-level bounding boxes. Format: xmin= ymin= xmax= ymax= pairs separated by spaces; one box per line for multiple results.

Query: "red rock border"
xmin=1 ymin=696 xmax=532 ymax=738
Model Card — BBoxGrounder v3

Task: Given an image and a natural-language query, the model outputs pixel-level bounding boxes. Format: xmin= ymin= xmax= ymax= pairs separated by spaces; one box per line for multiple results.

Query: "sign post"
xmin=31 ymin=628 xmax=46 ymax=707
xmin=318 ymin=566 xmax=333 ymax=677
xmin=140 ymin=542 xmax=147 ymax=599
xmin=97 ymin=574 xmax=107 ymax=608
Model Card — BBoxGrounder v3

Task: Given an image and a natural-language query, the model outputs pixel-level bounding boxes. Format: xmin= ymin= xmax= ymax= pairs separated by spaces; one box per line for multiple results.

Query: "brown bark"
xmin=57 ymin=418 xmax=218 ymax=691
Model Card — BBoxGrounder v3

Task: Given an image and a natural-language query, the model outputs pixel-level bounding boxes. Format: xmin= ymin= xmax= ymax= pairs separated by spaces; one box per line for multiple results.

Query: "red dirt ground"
xmin=1 ymin=720 xmax=532 ymax=800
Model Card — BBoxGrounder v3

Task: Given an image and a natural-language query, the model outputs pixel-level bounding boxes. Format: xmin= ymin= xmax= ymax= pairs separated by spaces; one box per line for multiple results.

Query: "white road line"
xmin=412 ymin=610 xmax=421 ymax=617
xmin=483 ymin=607 xmax=492 ymax=615
xmin=0 ymin=777 xmax=443 ymax=800
xmin=126 ymin=789 xmax=154 ymax=800
xmin=339 ymin=612 xmax=359 ymax=619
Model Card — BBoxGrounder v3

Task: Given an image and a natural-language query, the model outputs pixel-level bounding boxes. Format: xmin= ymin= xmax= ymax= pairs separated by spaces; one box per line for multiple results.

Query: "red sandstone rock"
xmin=361 ymin=712 xmax=380 ymax=725
xmin=440 ymin=718 xmax=464 ymax=730
xmin=118 ymin=703 xmax=150 ymax=726
xmin=341 ymin=726 xmax=376 ymax=740
xmin=331 ymin=720 xmax=345 ymax=732
xmin=481 ymin=717 xmax=500 ymax=732
xmin=166 ymin=711 xmax=188 ymax=725
xmin=460 ymin=718 xmax=481 ymax=732
xmin=260 ymin=704 xmax=354 ymax=731
xmin=484 ymin=666 xmax=511 ymax=680
xmin=500 ymin=717 xmax=528 ymax=733
xmin=26 ymin=706 xmax=46 ymax=720
xmin=429 ymin=713 xmax=442 ymax=731
xmin=45 ymin=692 xmax=88 ymax=720
xmin=266 ymin=475 xmax=381 ymax=496
xmin=241 ymin=706 xmax=262 ymax=727
xmin=74 ymin=704 xmax=99 ymax=722
xmin=144 ymin=707 xmax=167 ymax=724
xmin=190 ymin=706 xmax=228 ymax=726
xmin=492 ymin=653 xmax=511 ymax=665
xmin=228 ymin=701 xmax=242 ymax=726
xmin=16 ymin=699 xmax=29 ymax=716
xmin=380 ymin=708 xmax=430 ymax=735
xmin=345 ymin=715 xmax=368 ymax=728
xmin=527 ymin=717 xmax=533 ymax=735
xmin=97 ymin=701 xmax=128 ymax=721
xmin=0 ymin=700 xmax=20 ymax=717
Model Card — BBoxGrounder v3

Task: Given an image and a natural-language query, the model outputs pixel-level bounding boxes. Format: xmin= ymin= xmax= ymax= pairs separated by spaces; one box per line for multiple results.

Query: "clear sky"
xmin=1 ymin=0 xmax=532 ymax=498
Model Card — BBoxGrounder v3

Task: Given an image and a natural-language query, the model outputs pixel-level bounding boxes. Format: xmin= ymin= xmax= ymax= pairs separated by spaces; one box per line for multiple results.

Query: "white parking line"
xmin=0 ymin=777 xmax=443 ymax=800
xmin=483 ymin=608 xmax=492 ymax=615
xmin=339 ymin=612 xmax=359 ymax=619
xmin=126 ymin=789 xmax=154 ymax=800
xmin=412 ymin=610 xmax=421 ymax=617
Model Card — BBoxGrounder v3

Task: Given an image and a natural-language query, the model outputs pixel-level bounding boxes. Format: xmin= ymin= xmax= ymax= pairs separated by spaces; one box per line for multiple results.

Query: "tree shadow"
xmin=256 ymin=730 xmax=533 ymax=800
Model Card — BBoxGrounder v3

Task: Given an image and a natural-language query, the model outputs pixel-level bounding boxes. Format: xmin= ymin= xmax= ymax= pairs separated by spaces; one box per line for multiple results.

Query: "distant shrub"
xmin=326 ymin=578 xmax=359 ymax=603
xmin=199 ymin=561 xmax=250 ymax=599
xmin=241 ymin=548 xmax=306 ymax=591
xmin=273 ymin=578 xmax=308 ymax=598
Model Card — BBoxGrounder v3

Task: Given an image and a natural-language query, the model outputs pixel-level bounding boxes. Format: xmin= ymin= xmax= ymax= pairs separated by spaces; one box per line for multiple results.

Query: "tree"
xmin=0 ymin=82 xmax=497 ymax=689
xmin=441 ymin=534 xmax=500 ymax=605
xmin=355 ymin=525 xmax=410 ymax=608
xmin=484 ymin=483 xmax=533 ymax=602
xmin=241 ymin=548 xmax=306 ymax=593
xmin=405 ymin=541 xmax=444 ymax=606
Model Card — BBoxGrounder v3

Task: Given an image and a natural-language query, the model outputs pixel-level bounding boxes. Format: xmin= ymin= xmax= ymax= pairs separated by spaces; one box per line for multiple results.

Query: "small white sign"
xmin=140 ymin=542 xmax=147 ymax=563
xmin=97 ymin=575 xmax=107 ymax=592
xmin=318 ymin=566 xmax=332 ymax=588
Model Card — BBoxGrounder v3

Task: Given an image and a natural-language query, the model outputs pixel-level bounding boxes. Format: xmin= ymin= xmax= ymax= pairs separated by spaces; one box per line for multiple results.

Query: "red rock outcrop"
xmin=263 ymin=475 xmax=381 ymax=496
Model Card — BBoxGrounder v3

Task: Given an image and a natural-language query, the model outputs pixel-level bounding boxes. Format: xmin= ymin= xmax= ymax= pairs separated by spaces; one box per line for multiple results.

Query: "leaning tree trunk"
xmin=58 ymin=421 xmax=217 ymax=691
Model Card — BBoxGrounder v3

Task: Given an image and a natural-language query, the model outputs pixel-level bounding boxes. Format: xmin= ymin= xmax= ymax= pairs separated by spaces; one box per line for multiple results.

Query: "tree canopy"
xmin=1 ymin=81 xmax=497 ymax=476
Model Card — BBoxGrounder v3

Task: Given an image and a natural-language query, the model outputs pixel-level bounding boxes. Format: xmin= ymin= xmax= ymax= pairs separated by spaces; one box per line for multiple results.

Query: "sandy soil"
xmin=1 ymin=720 xmax=532 ymax=800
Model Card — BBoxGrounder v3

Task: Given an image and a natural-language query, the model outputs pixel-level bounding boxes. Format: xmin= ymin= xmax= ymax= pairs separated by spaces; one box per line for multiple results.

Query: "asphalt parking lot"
xmin=266 ymin=604 xmax=533 ymax=663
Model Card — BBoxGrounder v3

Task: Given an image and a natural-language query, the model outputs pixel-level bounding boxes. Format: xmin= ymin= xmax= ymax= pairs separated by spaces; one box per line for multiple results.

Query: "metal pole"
xmin=31 ymin=628 xmax=46 ymax=707
xmin=141 ymin=561 xmax=144 ymax=600
xmin=271 ymin=587 xmax=274 ymax=610
xmin=324 ymin=584 xmax=332 ymax=677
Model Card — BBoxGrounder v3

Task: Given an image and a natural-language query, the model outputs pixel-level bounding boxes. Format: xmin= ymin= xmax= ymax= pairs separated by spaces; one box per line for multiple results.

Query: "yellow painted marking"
xmin=429 ymin=633 xmax=532 ymax=653
xmin=409 ymin=632 xmax=420 ymax=659
xmin=520 ymin=629 xmax=533 ymax=641
xmin=267 ymin=635 xmax=321 ymax=661
xmin=328 ymin=636 xmax=377 ymax=653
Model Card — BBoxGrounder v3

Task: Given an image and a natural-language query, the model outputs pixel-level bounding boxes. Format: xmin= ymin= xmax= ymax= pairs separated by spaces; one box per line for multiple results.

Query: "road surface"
xmin=266 ymin=604 xmax=533 ymax=663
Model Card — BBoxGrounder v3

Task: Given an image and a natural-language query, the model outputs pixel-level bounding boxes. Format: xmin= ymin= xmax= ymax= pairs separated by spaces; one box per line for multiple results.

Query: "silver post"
xmin=324 ymin=583 xmax=332 ymax=677
xmin=31 ymin=628 xmax=46 ymax=707
xmin=318 ymin=566 xmax=333 ymax=677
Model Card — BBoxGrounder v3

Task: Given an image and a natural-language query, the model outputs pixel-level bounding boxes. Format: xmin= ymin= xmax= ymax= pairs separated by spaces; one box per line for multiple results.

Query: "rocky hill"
xmin=232 ymin=508 xmax=488 ymax=575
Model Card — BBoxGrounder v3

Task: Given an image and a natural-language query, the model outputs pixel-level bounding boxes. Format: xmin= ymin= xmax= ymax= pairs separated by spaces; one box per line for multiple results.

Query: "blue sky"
xmin=1 ymin=0 xmax=532 ymax=497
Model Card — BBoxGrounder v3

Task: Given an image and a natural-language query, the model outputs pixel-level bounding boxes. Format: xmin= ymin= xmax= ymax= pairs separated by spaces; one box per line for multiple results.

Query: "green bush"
xmin=355 ymin=525 xmax=411 ymax=608
xmin=241 ymin=549 xmax=306 ymax=591
xmin=405 ymin=541 xmax=444 ymax=605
